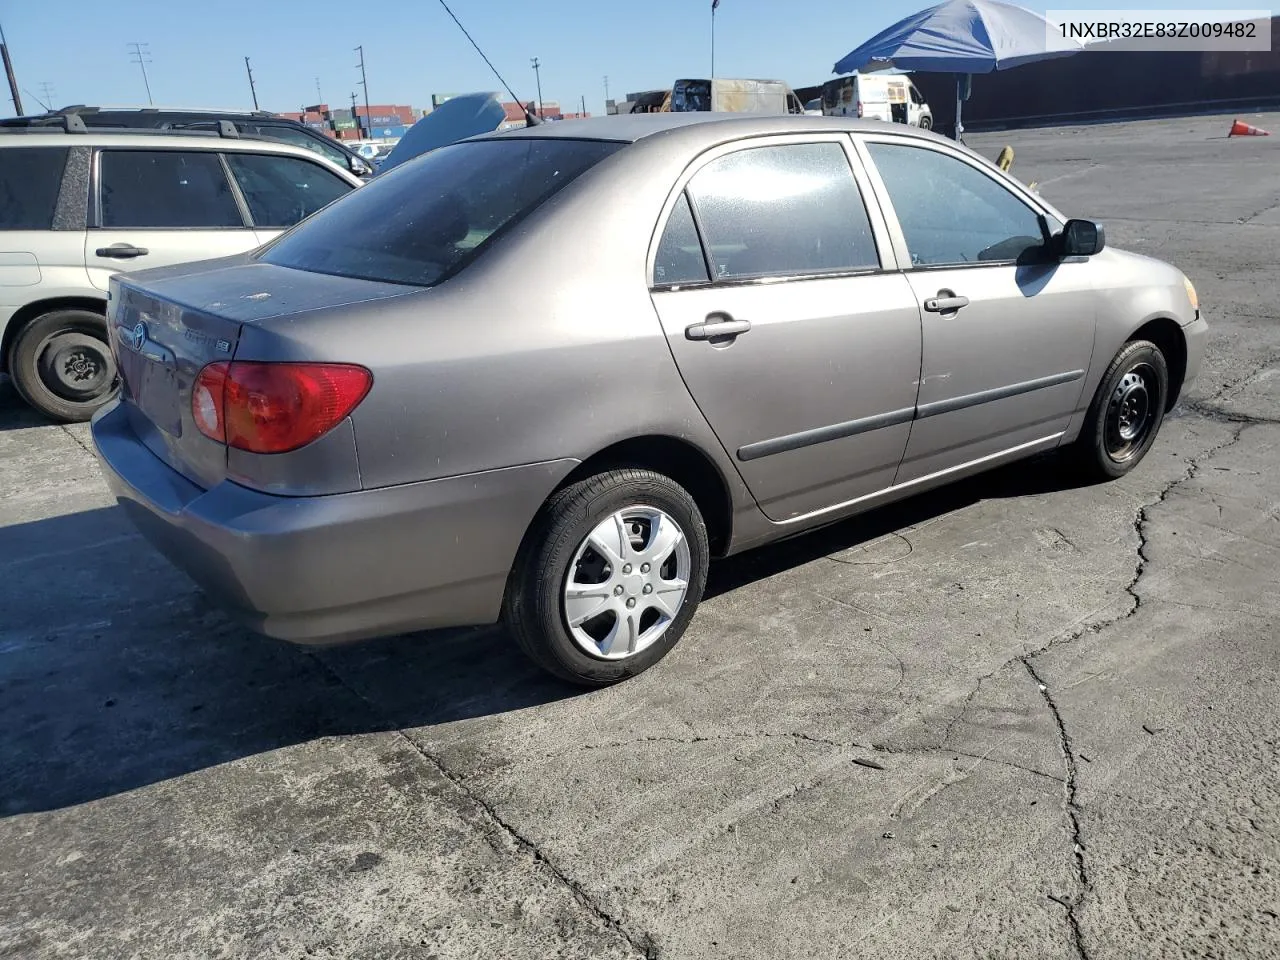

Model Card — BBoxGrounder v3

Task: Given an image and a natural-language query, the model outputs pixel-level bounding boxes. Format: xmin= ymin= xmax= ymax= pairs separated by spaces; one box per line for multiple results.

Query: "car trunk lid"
xmin=108 ymin=260 xmax=415 ymax=490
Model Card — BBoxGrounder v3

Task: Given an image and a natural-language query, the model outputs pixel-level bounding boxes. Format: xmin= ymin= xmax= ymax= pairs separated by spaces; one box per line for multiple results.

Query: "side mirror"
xmin=351 ymin=156 xmax=374 ymax=177
xmin=1057 ymin=218 xmax=1105 ymax=257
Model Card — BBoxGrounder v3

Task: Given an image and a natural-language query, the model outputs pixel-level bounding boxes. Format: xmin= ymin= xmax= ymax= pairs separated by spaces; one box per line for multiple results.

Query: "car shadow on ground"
xmin=1 ymin=399 xmax=1098 ymax=816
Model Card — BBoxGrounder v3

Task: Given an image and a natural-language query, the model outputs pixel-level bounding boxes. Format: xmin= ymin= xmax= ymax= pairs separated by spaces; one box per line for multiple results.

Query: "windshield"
xmin=822 ymin=79 xmax=851 ymax=110
xmin=259 ymin=137 xmax=625 ymax=287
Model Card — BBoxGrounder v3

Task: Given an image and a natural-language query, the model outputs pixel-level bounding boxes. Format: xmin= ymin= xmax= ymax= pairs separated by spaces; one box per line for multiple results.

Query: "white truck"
xmin=669 ymin=78 xmax=806 ymax=115
xmin=821 ymin=73 xmax=933 ymax=129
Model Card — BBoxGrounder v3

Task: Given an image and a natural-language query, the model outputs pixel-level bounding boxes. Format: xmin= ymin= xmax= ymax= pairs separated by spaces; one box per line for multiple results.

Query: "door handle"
xmin=685 ymin=317 xmax=752 ymax=341
xmin=923 ymin=294 xmax=969 ymax=313
xmin=95 ymin=244 xmax=150 ymax=260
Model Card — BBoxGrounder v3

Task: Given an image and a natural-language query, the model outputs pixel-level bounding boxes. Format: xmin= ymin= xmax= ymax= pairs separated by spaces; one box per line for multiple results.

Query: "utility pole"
xmin=38 ymin=81 xmax=55 ymax=111
xmin=349 ymin=91 xmax=358 ymax=138
xmin=580 ymin=94 xmax=586 ymax=117
xmin=0 ymin=21 xmax=22 ymax=116
xmin=128 ymin=42 xmax=153 ymax=106
xmin=244 ymin=57 xmax=259 ymax=110
xmin=354 ymin=45 xmax=370 ymax=137
xmin=315 ymin=77 xmax=322 ymax=104
xmin=530 ymin=57 xmax=543 ymax=117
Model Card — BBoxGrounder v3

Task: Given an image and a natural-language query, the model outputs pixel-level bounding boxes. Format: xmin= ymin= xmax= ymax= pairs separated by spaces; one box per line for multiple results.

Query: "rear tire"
xmin=503 ymin=468 xmax=710 ymax=687
xmin=1069 ymin=339 xmax=1169 ymax=481
xmin=9 ymin=308 xmax=117 ymax=423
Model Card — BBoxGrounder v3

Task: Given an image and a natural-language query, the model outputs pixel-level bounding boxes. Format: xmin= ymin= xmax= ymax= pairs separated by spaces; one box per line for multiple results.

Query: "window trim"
xmin=647 ymin=133 xmax=901 ymax=293
xmin=90 ymin=147 xmax=253 ymax=232
xmin=852 ymin=133 xmax=1065 ymax=272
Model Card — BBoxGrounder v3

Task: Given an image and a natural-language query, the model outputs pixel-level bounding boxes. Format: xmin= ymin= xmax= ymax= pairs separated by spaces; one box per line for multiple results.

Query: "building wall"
xmin=909 ymin=16 xmax=1280 ymax=134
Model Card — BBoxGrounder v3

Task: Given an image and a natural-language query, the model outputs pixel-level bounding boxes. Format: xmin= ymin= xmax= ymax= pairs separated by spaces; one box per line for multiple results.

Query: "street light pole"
xmin=530 ymin=57 xmax=542 ymax=118
xmin=0 ymin=21 xmax=21 ymax=116
xmin=354 ymin=45 xmax=371 ymax=137
xmin=244 ymin=57 xmax=259 ymax=110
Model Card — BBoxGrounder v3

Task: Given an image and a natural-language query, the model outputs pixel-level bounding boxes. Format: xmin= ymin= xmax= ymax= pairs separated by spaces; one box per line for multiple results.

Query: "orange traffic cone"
xmin=1229 ymin=118 xmax=1270 ymax=137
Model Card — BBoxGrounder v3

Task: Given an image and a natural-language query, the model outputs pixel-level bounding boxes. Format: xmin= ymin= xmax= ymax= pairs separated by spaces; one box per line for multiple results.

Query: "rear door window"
xmin=685 ymin=141 xmax=880 ymax=280
xmin=0 ymin=147 xmax=70 ymax=229
xmin=224 ymin=152 xmax=352 ymax=227
xmin=261 ymin=137 xmax=625 ymax=286
xmin=98 ymin=150 xmax=245 ymax=228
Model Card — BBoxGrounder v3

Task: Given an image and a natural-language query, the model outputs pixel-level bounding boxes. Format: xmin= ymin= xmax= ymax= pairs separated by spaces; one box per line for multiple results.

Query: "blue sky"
xmin=1 ymin=0 xmax=1234 ymax=117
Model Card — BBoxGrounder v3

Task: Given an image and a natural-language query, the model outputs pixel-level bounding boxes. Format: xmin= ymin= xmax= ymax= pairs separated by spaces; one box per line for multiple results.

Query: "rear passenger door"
xmin=222 ymin=152 xmax=354 ymax=245
xmin=85 ymin=149 xmax=257 ymax=291
xmin=649 ymin=136 xmax=923 ymax=523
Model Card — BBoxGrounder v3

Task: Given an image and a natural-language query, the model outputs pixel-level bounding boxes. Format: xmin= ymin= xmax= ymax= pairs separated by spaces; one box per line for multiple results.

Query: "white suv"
xmin=0 ymin=120 xmax=362 ymax=421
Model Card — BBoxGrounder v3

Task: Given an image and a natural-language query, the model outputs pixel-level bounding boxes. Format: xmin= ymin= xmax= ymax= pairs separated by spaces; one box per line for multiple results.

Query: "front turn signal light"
xmin=1183 ymin=275 xmax=1199 ymax=311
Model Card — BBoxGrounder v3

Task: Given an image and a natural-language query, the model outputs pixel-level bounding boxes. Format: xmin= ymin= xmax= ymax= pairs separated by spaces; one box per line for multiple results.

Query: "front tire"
xmin=1070 ymin=339 xmax=1169 ymax=481
xmin=9 ymin=308 xmax=117 ymax=423
xmin=503 ymin=468 xmax=710 ymax=687
xmin=919 ymin=115 xmax=932 ymax=130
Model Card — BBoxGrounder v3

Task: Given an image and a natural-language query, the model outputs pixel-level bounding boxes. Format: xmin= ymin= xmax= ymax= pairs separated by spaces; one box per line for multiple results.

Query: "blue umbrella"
xmin=833 ymin=0 xmax=1085 ymax=139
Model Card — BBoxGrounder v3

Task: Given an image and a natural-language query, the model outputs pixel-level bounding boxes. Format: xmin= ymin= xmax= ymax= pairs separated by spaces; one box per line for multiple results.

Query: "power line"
xmin=38 ymin=81 xmax=54 ymax=110
xmin=128 ymin=42 xmax=153 ymax=106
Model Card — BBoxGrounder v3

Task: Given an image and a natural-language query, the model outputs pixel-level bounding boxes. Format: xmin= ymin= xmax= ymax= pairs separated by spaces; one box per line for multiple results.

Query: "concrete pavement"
xmin=2 ymin=111 xmax=1278 ymax=959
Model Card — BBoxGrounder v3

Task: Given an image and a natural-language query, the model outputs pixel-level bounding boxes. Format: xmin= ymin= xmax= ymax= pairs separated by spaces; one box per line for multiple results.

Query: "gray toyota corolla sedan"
xmin=91 ymin=113 xmax=1208 ymax=686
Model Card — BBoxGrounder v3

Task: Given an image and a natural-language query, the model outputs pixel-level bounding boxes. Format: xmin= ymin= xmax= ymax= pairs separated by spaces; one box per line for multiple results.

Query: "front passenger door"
xmin=85 ymin=149 xmax=257 ymax=291
xmin=649 ymin=138 xmax=923 ymax=523
xmin=859 ymin=138 xmax=1098 ymax=483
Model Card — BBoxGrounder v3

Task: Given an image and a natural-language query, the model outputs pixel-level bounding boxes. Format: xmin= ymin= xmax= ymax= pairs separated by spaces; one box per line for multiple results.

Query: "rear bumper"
xmin=90 ymin=401 xmax=577 ymax=644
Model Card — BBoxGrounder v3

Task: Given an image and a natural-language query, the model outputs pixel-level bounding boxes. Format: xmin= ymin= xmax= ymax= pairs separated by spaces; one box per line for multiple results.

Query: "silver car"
xmin=90 ymin=114 xmax=1208 ymax=686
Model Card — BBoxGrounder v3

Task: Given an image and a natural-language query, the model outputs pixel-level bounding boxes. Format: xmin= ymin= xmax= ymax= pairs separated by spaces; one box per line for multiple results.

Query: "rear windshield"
xmin=259 ymin=137 xmax=626 ymax=286
xmin=0 ymin=147 xmax=69 ymax=229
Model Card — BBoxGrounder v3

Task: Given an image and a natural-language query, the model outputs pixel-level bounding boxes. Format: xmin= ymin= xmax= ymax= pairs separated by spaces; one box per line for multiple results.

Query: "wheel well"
xmin=1 ymin=297 xmax=107 ymax=373
xmin=1129 ymin=317 xmax=1187 ymax=411
xmin=558 ymin=436 xmax=734 ymax=557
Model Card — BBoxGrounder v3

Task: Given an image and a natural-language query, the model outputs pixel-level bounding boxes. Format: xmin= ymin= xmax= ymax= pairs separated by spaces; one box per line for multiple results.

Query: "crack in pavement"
xmin=304 ymin=652 xmax=660 ymax=960
xmin=1021 ymin=656 xmax=1092 ymax=960
xmin=1005 ymin=414 xmax=1254 ymax=960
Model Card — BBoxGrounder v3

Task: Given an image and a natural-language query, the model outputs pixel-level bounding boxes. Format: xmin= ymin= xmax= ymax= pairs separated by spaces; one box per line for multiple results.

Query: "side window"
xmin=866 ymin=142 xmax=1045 ymax=265
xmin=224 ymin=153 xmax=353 ymax=228
xmin=99 ymin=151 xmax=244 ymax=228
xmin=0 ymin=147 xmax=69 ymax=230
xmin=252 ymin=124 xmax=350 ymax=167
xmin=653 ymin=192 xmax=708 ymax=286
xmin=686 ymin=141 xmax=880 ymax=281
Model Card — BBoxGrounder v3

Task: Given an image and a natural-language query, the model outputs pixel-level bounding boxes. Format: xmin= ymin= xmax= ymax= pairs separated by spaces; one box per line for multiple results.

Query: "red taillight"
xmin=192 ymin=361 xmax=372 ymax=454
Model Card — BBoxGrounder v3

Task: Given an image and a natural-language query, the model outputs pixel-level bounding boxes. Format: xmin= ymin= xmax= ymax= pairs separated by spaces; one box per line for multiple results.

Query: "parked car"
xmin=822 ymin=73 xmax=933 ymax=129
xmin=0 ymin=118 xmax=361 ymax=421
xmin=91 ymin=114 xmax=1207 ymax=687
xmin=0 ymin=106 xmax=376 ymax=179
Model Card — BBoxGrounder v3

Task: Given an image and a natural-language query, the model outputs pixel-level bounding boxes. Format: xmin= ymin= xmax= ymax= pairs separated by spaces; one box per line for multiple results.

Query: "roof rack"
xmin=55 ymin=104 xmax=276 ymax=119
xmin=0 ymin=115 xmax=244 ymax=139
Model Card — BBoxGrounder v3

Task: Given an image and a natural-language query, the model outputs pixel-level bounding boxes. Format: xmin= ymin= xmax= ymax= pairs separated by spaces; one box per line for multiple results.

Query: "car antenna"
xmin=433 ymin=0 xmax=542 ymax=126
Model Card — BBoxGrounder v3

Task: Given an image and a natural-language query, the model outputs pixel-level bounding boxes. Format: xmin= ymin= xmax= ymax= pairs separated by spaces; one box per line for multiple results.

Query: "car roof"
xmin=482 ymin=112 xmax=943 ymax=145
xmin=0 ymin=129 xmax=362 ymax=181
